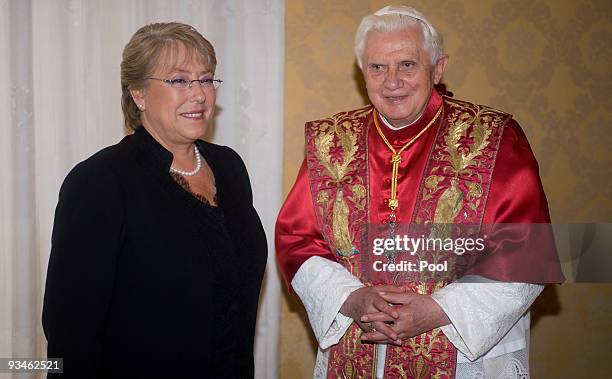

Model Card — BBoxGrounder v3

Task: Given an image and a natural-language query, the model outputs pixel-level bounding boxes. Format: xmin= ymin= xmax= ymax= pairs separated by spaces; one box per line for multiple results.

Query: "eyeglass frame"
xmin=147 ymin=77 xmax=223 ymax=89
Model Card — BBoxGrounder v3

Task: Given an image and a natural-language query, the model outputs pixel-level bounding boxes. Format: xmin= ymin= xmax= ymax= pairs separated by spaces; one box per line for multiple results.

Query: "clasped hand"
xmin=340 ymin=286 xmax=451 ymax=346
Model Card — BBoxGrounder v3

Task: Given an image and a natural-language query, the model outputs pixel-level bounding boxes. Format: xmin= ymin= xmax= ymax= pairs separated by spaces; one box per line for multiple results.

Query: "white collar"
xmin=379 ymin=110 xmax=424 ymax=131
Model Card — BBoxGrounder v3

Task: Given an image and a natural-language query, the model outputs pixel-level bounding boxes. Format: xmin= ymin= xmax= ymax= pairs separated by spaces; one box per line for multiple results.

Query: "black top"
xmin=42 ymin=127 xmax=267 ymax=378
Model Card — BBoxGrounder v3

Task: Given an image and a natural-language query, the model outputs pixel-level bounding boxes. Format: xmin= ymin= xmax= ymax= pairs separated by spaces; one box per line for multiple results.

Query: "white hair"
xmin=354 ymin=5 xmax=444 ymax=69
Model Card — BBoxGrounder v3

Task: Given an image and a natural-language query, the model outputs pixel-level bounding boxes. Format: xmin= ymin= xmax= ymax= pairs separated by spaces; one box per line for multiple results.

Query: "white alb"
xmin=292 ymin=256 xmax=543 ymax=379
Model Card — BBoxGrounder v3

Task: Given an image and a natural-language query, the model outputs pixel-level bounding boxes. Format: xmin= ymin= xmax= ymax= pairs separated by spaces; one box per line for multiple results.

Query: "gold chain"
xmin=372 ymin=106 xmax=443 ymax=214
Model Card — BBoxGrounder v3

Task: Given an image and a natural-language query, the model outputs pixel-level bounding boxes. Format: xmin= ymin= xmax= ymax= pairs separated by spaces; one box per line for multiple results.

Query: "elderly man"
xmin=276 ymin=5 xmax=562 ymax=379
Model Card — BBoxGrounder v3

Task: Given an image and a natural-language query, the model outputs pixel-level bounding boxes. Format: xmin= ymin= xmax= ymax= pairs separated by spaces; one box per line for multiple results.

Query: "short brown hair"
xmin=120 ymin=22 xmax=217 ymax=130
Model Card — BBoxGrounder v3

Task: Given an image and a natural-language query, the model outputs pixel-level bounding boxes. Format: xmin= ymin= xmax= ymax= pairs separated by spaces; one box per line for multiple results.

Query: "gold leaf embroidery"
xmin=443 ymin=104 xmax=493 ymax=174
xmin=313 ymin=123 xmax=358 ymax=182
xmin=352 ymin=184 xmax=366 ymax=200
xmin=425 ymin=175 xmax=443 ymax=190
xmin=428 ymin=99 xmax=505 ymax=227
xmin=332 ymin=189 xmax=353 ymax=257
xmin=312 ymin=113 xmax=363 ymax=257
xmin=317 ymin=191 xmax=330 ymax=205
xmin=314 ymin=132 xmax=339 ymax=181
xmin=467 ymin=182 xmax=483 ymax=199
xmin=337 ymin=123 xmax=358 ymax=179
xmin=431 ymin=179 xmax=464 ymax=239
xmin=342 ymin=360 xmax=355 ymax=379
xmin=433 ymin=179 xmax=464 ymax=225
xmin=408 ymin=355 xmax=430 ymax=379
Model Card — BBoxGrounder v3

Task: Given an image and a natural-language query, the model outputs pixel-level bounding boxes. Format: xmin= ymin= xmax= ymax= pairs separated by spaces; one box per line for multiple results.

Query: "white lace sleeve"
xmin=291 ymin=256 xmax=364 ymax=349
xmin=430 ymin=276 xmax=543 ymax=361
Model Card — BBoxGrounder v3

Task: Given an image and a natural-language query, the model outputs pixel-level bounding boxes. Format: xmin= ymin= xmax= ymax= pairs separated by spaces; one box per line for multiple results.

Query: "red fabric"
xmin=469 ymin=120 xmax=563 ymax=283
xmin=369 ymin=90 xmax=443 ymax=226
xmin=275 ymin=90 xmax=563 ymax=288
xmin=275 ymin=161 xmax=336 ymax=289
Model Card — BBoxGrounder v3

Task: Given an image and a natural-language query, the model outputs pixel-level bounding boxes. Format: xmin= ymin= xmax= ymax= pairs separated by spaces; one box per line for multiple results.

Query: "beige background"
xmin=281 ymin=0 xmax=612 ymax=378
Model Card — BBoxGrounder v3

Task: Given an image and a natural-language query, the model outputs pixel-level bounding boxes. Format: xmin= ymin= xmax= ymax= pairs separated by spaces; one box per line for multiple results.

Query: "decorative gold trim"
xmin=372 ymin=107 xmax=442 ymax=213
xmin=306 ymin=106 xmax=371 ymax=258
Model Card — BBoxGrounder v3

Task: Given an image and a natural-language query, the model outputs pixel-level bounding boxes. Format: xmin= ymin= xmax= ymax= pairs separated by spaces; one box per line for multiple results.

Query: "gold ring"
xmin=366 ymin=324 xmax=376 ymax=333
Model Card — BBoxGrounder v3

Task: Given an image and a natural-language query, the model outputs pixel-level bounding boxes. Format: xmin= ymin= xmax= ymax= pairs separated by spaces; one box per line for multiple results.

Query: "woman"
xmin=42 ymin=22 xmax=267 ymax=378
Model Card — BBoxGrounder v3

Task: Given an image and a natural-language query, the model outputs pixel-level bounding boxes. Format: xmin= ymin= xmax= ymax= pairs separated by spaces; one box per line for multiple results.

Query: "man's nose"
xmin=383 ymin=68 xmax=402 ymax=90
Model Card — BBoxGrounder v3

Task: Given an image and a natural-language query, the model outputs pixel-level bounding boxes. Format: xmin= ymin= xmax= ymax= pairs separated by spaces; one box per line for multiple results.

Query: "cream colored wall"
xmin=282 ymin=1 xmax=612 ymax=377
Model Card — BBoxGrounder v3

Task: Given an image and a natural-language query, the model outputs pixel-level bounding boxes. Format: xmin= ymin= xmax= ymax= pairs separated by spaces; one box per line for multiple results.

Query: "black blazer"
xmin=43 ymin=127 xmax=267 ymax=378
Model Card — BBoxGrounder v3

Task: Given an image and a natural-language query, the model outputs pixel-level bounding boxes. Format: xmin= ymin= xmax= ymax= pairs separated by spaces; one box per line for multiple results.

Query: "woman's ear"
xmin=130 ymin=88 xmax=146 ymax=111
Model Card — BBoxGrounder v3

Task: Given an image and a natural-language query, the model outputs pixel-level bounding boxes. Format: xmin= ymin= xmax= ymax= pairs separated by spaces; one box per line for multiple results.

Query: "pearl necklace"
xmin=169 ymin=145 xmax=202 ymax=177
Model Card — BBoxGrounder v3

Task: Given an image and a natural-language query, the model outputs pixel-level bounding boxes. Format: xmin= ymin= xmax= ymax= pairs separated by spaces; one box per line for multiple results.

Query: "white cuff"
xmin=431 ymin=276 xmax=543 ymax=361
xmin=291 ymin=256 xmax=363 ymax=349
